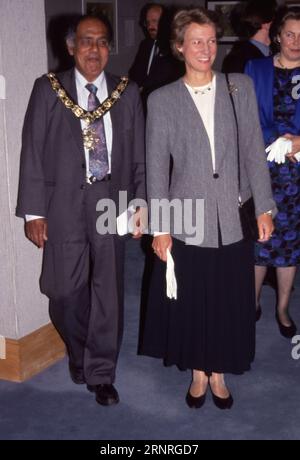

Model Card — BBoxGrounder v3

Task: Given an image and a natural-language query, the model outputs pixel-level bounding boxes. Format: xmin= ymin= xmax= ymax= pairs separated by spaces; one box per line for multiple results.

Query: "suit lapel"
xmin=105 ymin=72 xmax=123 ymax=176
xmin=59 ymin=69 xmax=85 ymax=161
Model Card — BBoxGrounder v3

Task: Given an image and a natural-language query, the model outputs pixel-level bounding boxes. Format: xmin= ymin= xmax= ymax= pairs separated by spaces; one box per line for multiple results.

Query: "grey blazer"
xmin=146 ymin=72 xmax=276 ymax=247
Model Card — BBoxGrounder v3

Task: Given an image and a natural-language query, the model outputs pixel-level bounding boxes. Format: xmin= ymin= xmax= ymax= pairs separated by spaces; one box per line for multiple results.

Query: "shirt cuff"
xmin=25 ymin=215 xmax=45 ymax=222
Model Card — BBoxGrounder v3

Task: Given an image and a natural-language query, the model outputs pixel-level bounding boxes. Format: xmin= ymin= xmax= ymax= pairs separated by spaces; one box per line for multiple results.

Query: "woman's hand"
xmin=257 ymin=214 xmax=274 ymax=243
xmin=282 ymin=133 xmax=300 ymax=163
xmin=152 ymin=234 xmax=172 ymax=262
xmin=131 ymin=208 xmax=147 ymax=239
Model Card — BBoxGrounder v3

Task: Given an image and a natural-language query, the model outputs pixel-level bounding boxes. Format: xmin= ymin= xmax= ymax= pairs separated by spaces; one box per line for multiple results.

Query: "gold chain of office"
xmin=47 ymin=72 xmax=129 ymax=126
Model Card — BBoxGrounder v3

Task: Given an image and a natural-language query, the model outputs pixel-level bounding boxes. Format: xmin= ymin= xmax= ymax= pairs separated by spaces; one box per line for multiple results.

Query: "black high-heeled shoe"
xmin=211 ymin=391 xmax=233 ymax=410
xmin=275 ymin=312 xmax=297 ymax=338
xmin=209 ymin=379 xmax=233 ymax=410
xmin=185 ymin=385 xmax=207 ymax=409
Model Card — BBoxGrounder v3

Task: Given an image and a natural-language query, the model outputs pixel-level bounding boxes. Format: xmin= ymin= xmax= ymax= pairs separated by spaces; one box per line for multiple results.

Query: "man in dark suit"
xmin=16 ymin=14 xmax=146 ymax=406
xmin=222 ymin=0 xmax=277 ymax=74
xmin=129 ymin=3 xmax=184 ymax=112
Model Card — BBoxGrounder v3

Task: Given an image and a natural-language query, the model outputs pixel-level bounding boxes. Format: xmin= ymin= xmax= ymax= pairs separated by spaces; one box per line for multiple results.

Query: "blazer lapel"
xmin=60 ymin=69 xmax=85 ymax=161
xmin=213 ymin=72 xmax=234 ymax=173
xmin=178 ymin=75 xmax=232 ymax=174
xmin=177 ymin=79 xmax=212 ymax=168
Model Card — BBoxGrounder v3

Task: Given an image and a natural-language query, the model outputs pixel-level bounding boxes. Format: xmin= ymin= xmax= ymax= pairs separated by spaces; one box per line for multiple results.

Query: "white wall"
xmin=0 ymin=0 xmax=49 ymax=339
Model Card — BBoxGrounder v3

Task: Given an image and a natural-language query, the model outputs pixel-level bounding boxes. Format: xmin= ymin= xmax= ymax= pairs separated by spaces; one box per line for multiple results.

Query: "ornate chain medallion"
xmin=47 ymin=72 xmax=129 ymax=149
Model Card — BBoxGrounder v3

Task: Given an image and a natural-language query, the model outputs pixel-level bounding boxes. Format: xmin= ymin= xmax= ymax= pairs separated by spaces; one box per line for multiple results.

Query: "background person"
xmin=222 ymin=0 xmax=277 ymax=74
xmin=129 ymin=2 xmax=184 ymax=112
xmin=245 ymin=7 xmax=300 ymax=338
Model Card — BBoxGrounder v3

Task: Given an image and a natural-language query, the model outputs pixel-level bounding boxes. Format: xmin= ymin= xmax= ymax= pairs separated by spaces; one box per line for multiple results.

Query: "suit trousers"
xmin=41 ymin=181 xmax=125 ymax=385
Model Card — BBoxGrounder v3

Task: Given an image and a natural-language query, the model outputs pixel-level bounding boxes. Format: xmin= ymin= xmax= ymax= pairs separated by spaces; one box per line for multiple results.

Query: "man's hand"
xmin=25 ymin=218 xmax=48 ymax=248
xmin=152 ymin=234 xmax=172 ymax=262
xmin=257 ymin=214 xmax=274 ymax=243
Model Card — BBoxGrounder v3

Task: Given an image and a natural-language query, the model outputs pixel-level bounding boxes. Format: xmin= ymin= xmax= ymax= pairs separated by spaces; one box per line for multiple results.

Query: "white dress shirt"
xmin=26 ymin=69 xmax=113 ymax=222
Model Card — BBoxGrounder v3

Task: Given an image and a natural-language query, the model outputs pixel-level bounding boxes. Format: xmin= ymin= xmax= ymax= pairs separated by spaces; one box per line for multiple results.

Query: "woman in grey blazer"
xmin=140 ymin=7 xmax=276 ymax=409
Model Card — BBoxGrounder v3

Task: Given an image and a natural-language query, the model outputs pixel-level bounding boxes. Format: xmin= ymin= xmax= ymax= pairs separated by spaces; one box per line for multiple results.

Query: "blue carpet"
xmin=0 ymin=239 xmax=299 ymax=440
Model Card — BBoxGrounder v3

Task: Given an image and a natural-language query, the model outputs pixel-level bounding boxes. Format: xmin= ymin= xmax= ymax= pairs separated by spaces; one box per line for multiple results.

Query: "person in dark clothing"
xmin=16 ymin=14 xmax=146 ymax=406
xmin=129 ymin=3 xmax=184 ymax=112
xmin=222 ymin=0 xmax=277 ymax=74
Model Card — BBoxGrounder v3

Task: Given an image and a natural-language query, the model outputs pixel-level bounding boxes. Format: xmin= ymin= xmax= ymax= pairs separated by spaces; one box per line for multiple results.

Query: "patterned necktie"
xmin=85 ymin=83 xmax=109 ymax=180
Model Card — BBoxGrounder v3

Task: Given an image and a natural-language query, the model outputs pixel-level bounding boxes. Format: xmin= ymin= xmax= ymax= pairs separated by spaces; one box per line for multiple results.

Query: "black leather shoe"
xmin=185 ymin=390 xmax=206 ymax=409
xmin=275 ymin=313 xmax=297 ymax=338
xmin=211 ymin=391 xmax=233 ymax=410
xmin=87 ymin=384 xmax=96 ymax=393
xmin=94 ymin=384 xmax=119 ymax=406
xmin=256 ymin=305 xmax=262 ymax=322
xmin=209 ymin=379 xmax=233 ymax=410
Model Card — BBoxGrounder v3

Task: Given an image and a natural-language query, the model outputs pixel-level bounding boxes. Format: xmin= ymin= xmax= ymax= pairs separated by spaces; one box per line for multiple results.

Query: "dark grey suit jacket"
xmin=16 ymin=69 xmax=146 ymax=243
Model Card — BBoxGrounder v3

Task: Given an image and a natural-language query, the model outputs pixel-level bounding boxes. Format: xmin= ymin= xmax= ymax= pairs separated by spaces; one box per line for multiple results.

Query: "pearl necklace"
xmin=276 ymin=54 xmax=300 ymax=70
xmin=185 ymin=79 xmax=213 ymax=95
xmin=192 ymin=85 xmax=212 ymax=95
xmin=276 ymin=55 xmax=287 ymax=69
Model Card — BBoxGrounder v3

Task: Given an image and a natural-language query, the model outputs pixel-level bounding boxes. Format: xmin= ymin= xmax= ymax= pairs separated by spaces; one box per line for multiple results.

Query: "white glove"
xmin=166 ymin=249 xmax=177 ymax=300
xmin=265 ymin=137 xmax=292 ymax=164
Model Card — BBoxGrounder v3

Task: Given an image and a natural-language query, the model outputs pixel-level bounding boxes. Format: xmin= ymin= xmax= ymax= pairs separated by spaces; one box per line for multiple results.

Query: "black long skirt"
xmin=140 ymin=237 xmax=256 ymax=375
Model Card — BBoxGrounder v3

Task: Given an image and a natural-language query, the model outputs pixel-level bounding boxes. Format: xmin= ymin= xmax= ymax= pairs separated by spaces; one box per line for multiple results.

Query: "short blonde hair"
xmin=171 ymin=7 xmax=223 ymax=61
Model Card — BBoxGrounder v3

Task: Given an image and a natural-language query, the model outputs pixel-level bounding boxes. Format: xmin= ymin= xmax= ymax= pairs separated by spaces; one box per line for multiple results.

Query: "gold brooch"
xmin=228 ymin=83 xmax=238 ymax=94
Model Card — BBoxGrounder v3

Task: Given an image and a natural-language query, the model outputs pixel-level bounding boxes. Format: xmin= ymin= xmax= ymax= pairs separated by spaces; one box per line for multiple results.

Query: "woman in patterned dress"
xmin=245 ymin=7 xmax=300 ymax=338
